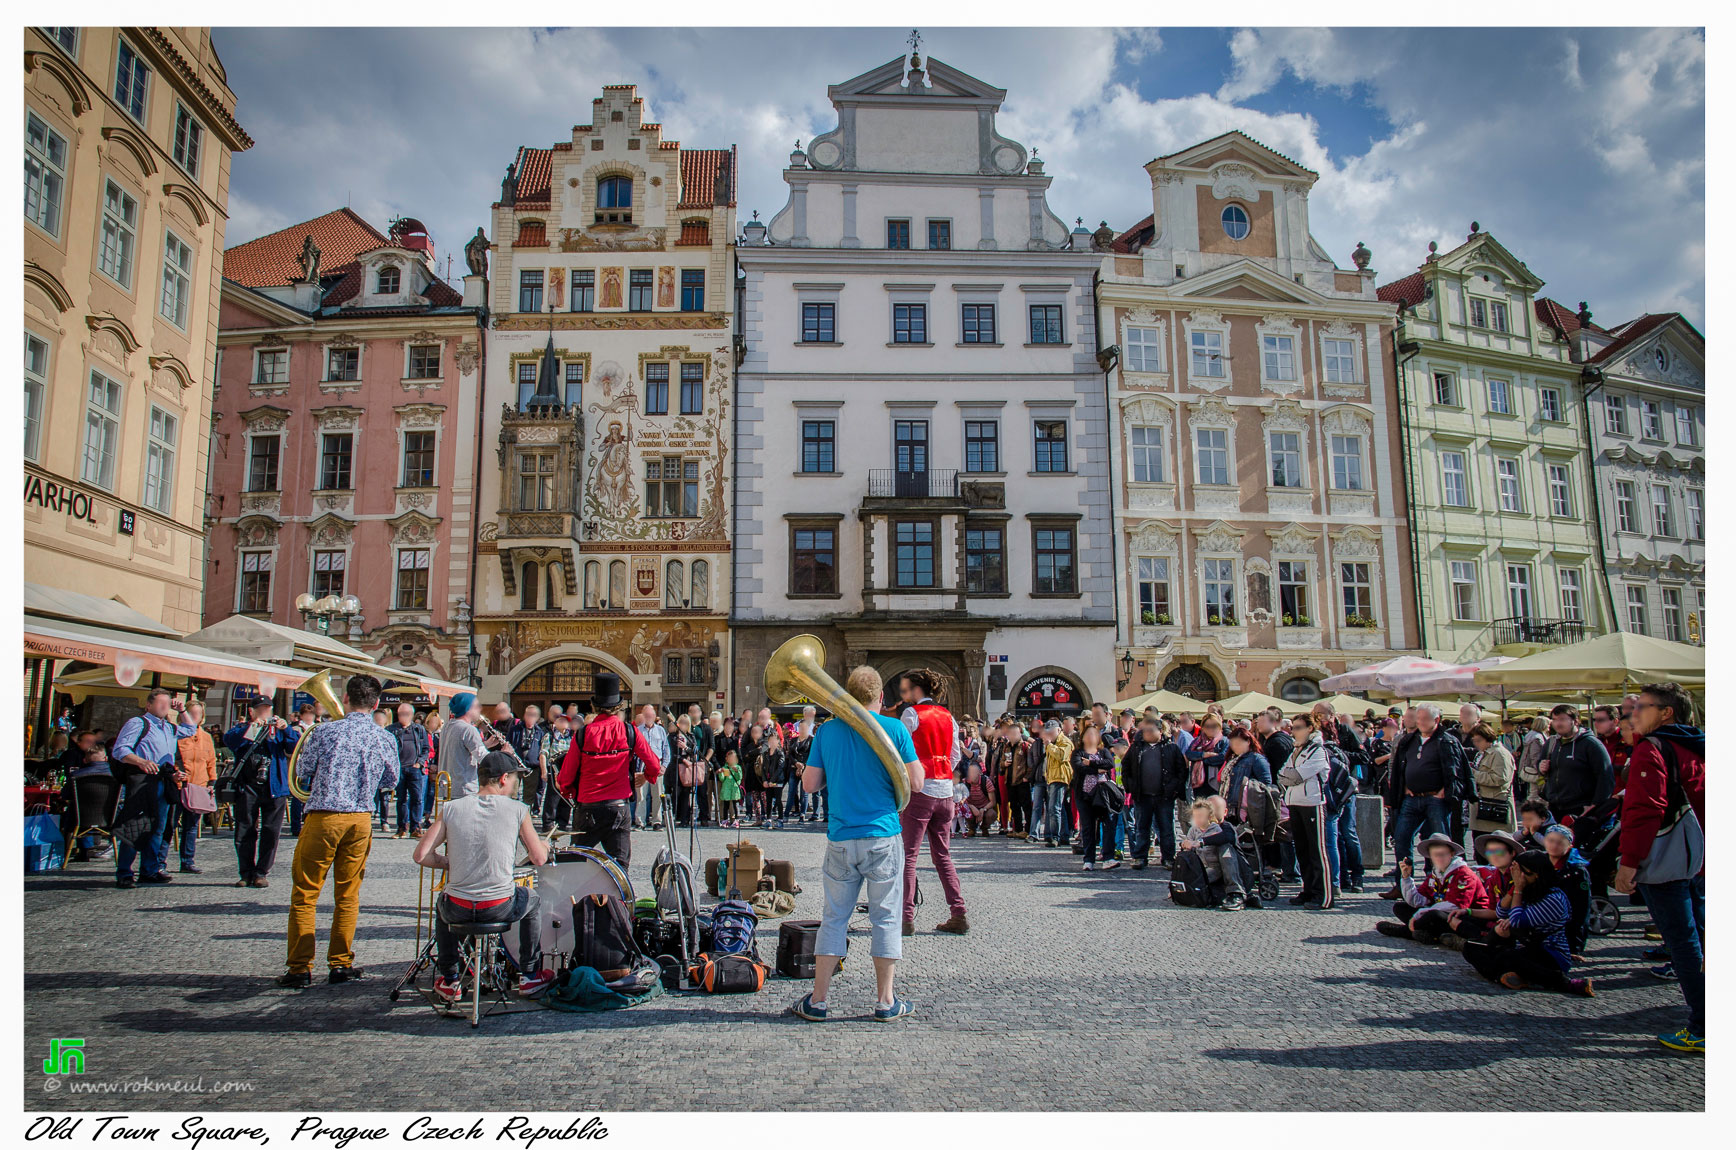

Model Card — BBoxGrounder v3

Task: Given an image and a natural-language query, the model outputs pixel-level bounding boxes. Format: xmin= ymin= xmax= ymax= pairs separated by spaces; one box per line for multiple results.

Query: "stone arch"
xmin=874 ymin=655 xmax=966 ymax=714
xmin=1009 ymin=664 xmax=1093 ymax=717
xmin=1155 ymin=657 xmax=1229 ymax=701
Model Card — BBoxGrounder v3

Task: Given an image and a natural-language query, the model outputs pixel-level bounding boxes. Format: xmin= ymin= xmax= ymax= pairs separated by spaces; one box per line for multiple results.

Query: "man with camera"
xmin=224 ymin=697 xmax=300 ymax=888
xmin=109 ymin=688 xmax=200 ymax=889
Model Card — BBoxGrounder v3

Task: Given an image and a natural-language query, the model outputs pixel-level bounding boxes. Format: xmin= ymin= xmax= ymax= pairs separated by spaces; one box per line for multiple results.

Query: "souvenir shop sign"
xmin=1017 ymin=673 xmax=1083 ymax=716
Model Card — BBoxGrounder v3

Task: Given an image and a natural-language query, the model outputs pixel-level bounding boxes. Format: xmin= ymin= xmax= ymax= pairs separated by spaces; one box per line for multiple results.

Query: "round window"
xmin=1221 ymin=204 xmax=1250 ymax=241
xmin=1654 ymin=345 xmax=1670 ymax=372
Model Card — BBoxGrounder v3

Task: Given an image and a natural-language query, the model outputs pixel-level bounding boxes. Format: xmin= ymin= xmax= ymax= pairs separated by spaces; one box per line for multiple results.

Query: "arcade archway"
xmin=509 ymin=657 xmax=632 ymax=717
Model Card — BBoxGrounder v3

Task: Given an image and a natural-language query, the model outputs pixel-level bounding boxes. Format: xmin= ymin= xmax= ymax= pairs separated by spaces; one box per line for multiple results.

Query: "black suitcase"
xmin=775 ymin=918 xmax=844 ymax=978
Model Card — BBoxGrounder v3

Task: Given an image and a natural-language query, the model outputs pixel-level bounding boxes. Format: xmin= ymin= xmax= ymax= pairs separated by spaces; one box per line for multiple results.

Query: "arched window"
xmin=1278 ymin=675 xmax=1323 ymax=703
xmin=665 ymin=560 xmax=685 ymax=608
xmin=583 ymin=561 xmax=601 ymax=609
xmin=598 ymin=176 xmax=632 ymax=208
xmin=689 ymin=559 xmax=709 ymax=609
xmin=376 ymin=265 xmax=401 ymax=294
xmin=520 ymin=561 xmax=539 ymax=611
xmin=608 ymin=560 xmax=627 ymax=608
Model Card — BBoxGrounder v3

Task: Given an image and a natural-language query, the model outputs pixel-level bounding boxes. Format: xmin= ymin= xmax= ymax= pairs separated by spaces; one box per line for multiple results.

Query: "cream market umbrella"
xmin=1473 ymin=632 xmax=1705 ymax=693
xmin=1316 ymin=693 xmax=1385 ymax=718
xmin=1117 ymin=688 xmax=1209 ymax=714
xmin=1383 ymin=657 xmax=1516 ymax=698
xmin=1216 ymin=690 xmax=1306 ymax=717
xmin=1319 ymin=655 xmax=1455 ymax=693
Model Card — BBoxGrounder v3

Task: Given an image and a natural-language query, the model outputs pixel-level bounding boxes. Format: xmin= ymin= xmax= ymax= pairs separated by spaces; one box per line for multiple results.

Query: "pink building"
xmin=206 ymin=209 xmax=487 ymax=689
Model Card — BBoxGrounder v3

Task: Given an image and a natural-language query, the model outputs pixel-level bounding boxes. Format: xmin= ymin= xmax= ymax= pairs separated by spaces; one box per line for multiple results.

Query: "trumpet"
xmin=764 ymin=633 xmax=911 ymax=811
xmin=284 ymin=669 xmax=346 ymax=803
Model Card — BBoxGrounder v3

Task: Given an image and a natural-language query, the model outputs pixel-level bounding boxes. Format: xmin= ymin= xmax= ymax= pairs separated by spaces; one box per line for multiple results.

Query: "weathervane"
xmin=907 ymin=29 xmax=922 ymax=53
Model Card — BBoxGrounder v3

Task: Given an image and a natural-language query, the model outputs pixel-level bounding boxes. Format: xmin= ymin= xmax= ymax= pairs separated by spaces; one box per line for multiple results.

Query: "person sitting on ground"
xmin=1541 ymin=823 xmax=1593 ymax=958
xmin=951 ymin=767 xmax=971 ymax=835
xmin=1176 ymin=798 xmax=1249 ymax=911
xmin=1376 ymin=833 xmax=1491 ymax=944
xmin=1445 ymin=830 xmax=1522 ymax=947
xmin=1462 ymin=849 xmax=1595 ymax=997
xmin=1516 ymin=798 xmax=1554 ymax=852
xmin=962 ymin=762 xmax=994 ymax=838
xmin=413 ymin=750 xmax=555 ymax=1003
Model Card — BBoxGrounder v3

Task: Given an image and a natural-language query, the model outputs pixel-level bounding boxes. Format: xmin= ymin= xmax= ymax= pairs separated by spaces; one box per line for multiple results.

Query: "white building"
xmin=731 ymin=50 xmax=1114 ymax=718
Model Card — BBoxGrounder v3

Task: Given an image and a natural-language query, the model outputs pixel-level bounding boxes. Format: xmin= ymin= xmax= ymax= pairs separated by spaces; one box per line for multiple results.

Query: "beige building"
xmin=1098 ymin=132 xmax=1419 ymax=702
xmin=24 ymin=26 xmax=250 ymax=631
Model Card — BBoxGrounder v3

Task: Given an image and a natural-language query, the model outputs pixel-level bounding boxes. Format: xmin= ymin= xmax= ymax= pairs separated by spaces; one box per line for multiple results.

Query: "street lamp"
xmin=1117 ymin=650 xmax=1136 ymax=691
xmin=297 ymin=592 xmax=363 ymax=637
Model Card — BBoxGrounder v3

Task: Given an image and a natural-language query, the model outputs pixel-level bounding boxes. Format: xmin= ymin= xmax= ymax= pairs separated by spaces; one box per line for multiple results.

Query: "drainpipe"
xmin=1092 ymin=270 xmax=1122 ymax=667
xmin=1390 ymin=309 xmax=1428 ymax=655
xmin=464 ymin=293 xmax=489 ymax=686
xmin=730 ymin=251 xmax=744 ymax=709
xmin=1577 ymin=365 xmax=1618 ymax=635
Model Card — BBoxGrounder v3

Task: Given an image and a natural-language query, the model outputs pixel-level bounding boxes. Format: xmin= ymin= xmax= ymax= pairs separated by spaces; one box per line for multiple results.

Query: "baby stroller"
xmin=1573 ymin=797 xmax=1624 ymax=937
xmin=1234 ymin=824 xmax=1281 ymax=904
xmin=1235 ymin=780 xmax=1288 ymax=903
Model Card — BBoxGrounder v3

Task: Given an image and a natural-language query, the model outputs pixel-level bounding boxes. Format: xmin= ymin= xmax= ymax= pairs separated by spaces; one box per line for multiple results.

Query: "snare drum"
xmin=532 ymin=845 xmax=634 ymax=963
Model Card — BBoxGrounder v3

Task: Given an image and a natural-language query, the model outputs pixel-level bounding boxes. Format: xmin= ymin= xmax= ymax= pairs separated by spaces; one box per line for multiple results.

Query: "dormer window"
xmin=376 ymin=265 xmax=400 ymax=294
xmin=1221 ymin=205 xmax=1250 ymax=241
xmin=596 ymin=176 xmax=633 ymax=225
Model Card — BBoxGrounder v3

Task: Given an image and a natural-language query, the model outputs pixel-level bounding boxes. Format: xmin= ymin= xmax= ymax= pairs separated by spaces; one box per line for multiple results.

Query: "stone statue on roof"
xmin=464 ymin=227 xmax=490 ymax=278
xmin=296 ymin=235 xmax=321 ymax=283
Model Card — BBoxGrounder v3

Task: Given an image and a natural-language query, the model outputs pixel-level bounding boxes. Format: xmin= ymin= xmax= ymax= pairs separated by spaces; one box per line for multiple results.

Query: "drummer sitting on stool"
xmin=413 ymin=750 xmax=556 ymax=1002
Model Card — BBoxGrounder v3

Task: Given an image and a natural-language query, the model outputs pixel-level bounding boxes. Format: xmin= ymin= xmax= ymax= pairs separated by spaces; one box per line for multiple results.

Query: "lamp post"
xmin=1118 ymin=650 xmax=1136 ymax=692
xmin=296 ymin=592 xmax=363 ymax=638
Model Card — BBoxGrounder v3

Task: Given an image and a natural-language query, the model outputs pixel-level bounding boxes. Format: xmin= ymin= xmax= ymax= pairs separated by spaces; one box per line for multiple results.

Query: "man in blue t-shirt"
xmin=789 ymin=665 xmax=922 ymax=1024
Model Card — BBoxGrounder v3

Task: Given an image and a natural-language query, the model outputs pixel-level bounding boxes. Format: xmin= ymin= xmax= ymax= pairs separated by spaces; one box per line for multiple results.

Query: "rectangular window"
xmin=1331 ymin=435 xmax=1364 ymax=491
xmin=1468 ymin=297 xmax=1488 ymax=328
xmin=158 ymin=229 xmax=192 ymax=328
xmin=24 ymin=332 xmax=47 ymax=462
xmin=327 ymin=347 xmax=359 ymax=381
xmin=894 ymin=521 xmax=935 ymax=588
xmin=517 ymin=452 xmax=555 ymax=510
xmin=516 ymin=362 xmax=537 ymax=409
xmin=1191 ymin=330 xmax=1225 ymax=378
xmin=644 ymin=362 xmax=669 ymax=415
xmin=926 ymin=220 xmax=951 ymax=250
xmin=1261 ymin=334 xmax=1296 ymax=381
xmin=255 ymin=348 xmax=288 ymax=385
xmin=791 ymin=527 xmax=837 ymax=595
xmin=1651 ymin=483 xmax=1673 ymax=536
xmin=886 ymin=219 xmax=911 ymax=249
xmin=1268 ymin=431 xmax=1302 ymax=488
xmin=1202 ymin=558 xmax=1236 ymax=624
xmin=142 ymin=406 xmax=177 ymax=513
xmin=1626 ymin=585 xmax=1649 ymax=634
xmin=1487 ymin=377 xmax=1512 ymax=415
xmin=1441 ymin=452 xmax=1469 ymax=507
xmin=965 ymin=420 xmax=1000 ymax=473
xmin=1125 ymin=326 xmax=1162 ymax=372
xmin=81 ymin=370 xmax=123 ymax=489
xmin=172 ymin=103 xmax=203 ymax=178
xmin=1432 ymin=372 xmax=1457 ymax=406
xmin=680 ymin=268 xmax=705 ymax=312
xmin=679 ymin=362 xmax=704 ymax=414
xmin=1033 ymin=420 xmax=1069 ymax=473
xmin=1642 ymin=400 xmax=1664 ymax=440
xmin=1604 ymin=393 xmax=1627 ymax=435
xmin=1450 ymin=560 xmax=1479 ymax=621
xmin=645 ymin=457 xmax=699 ymax=518
xmin=570 ymin=270 xmax=595 ymax=313
xmin=800 ymin=420 xmax=835 ymax=473
xmin=1497 ymin=457 xmax=1523 ymax=512
xmin=1686 ymin=488 xmax=1704 ymax=541
xmin=25 ymin=111 xmax=67 ymax=237
xmin=402 ymin=431 xmax=435 ymax=486
xmin=395 ymin=548 xmax=431 ymax=610
xmin=518 ymin=269 xmax=543 ymax=313
xmin=1506 ymin=564 xmax=1533 ymax=620
xmin=961 ymin=303 xmax=996 ymax=344
xmin=1548 ymin=464 xmax=1573 ymax=517
xmin=1675 ymin=405 xmax=1697 ymax=446
xmin=319 ymin=433 xmax=354 ymax=491
xmin=1196 ymin=427 xmax=1230 ymax=486
xmin=99 ymin=180 xmax=138 ymax=288
xmin=311 ymin=550 xmax=347 ymax=599
xmin=628 ymin=268 xmax=653 ymax=311
xmin=1662 ymin=588 xmax=1684 ymax=642
xmin=1342 ymin=562 xmax=1374 ymax=624
xmin=114 ymin=39 xmax=149 ymax=122
xmin=43 ymin=27 xmax=80 ymax=55
xmin=964 ymin=527 xmax=1006 ymax=594
xmin=1489 ymin=301 xmax=1510 ymax=333
xmin=1615 ymin=482 xmax=1639 ymax=532
xmin=801 ymin=302 xmax=835 ymax=343
xmin=247 ymin=435 xmax=280 ymax=492
xmin=239 ymin=552 xmax=273 ymax=613
xmin=1033 ymin=525 xmax=1076 ymax=594
xmin=1540 ymin=387 xmax=1564 ymax=422
xmin=408 ymin=344 xmax=441 ymax=379
xmin=1278 ymin=561 xmax=1310 ymax=623
xmin=1322 ymin=337 xmax=1356 ymax=384
xmin=1129 ymin=425 xmax=1164 ymax=483
xmin=563 ymin=362 xmax=583 ymax=406
xmin=1029 ymin=305 xmax=1064 ymax=345
xmin=1136 ymin=556 xmax=1171 ymax=624
xmin=1559 ymin=569 xmax=1584 ymax=623
xmin=892 ymin=303 xmax=927 ymax=343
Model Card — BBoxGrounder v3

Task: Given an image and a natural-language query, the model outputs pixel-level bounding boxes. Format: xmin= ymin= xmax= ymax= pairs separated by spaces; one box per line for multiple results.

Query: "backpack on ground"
xmin=569 ymin=893 xmax=642 ymax=980
xmin=688 ymin=951 xmax=768 ymax=994
xmin=1168 ymin=851 xmax=1213 ymax=908
xmin=708 ymin=898 xmax=759 ymax=959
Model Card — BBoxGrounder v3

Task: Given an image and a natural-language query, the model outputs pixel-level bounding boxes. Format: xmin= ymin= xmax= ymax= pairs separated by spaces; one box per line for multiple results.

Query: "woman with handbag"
xmin=174 ymin=703 xmax=219 ymax=874
xmin=1070 ymin=726 xmax=1119 ymax=871
xmin=1467 ymin=722 xmax=1517 ymax=838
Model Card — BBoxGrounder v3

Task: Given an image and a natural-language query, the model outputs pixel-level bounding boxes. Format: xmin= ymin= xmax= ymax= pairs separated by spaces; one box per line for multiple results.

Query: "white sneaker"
xmin=1101 ymin=859 xmax=1121 ymax=871
xmin=1082 ymin=862 xmax=1096 ymax=871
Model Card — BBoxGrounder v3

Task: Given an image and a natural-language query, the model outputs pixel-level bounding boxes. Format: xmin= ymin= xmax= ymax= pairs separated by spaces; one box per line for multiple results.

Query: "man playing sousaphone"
xmin=556 ymin=673 xmax=662 ymax=868
xmin=412 ymin=750 xmax=556 ymax=1002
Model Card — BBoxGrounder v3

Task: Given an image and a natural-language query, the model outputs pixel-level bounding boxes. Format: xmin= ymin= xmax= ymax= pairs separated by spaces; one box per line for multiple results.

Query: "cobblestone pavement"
xmin=25 ymin=820 xmax=1703 ymax=1111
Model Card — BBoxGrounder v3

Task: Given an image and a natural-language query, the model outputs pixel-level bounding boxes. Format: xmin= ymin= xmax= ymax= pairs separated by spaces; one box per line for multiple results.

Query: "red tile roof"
xmin=1377 ymin=271 xmax=1427 ymax=308
xmin=223 ymin=208 xmax=388 ymax=287
xmin=1588 ymin=312 xmax=1677 ymax=364
xmin=309 ymin=263 xmax=464 ymax=310
xmin=676 ymin=220 xmax=712 ymax=246
xmin=513 ymin=147 xmax=553 ymax=207
xmin=1109 ymin=215 xmax=1154 ymax=254
xmin=1534 ymin=297 xmax=1590 ymax=338
xmin=679 ymin=148 xmax=735 ymax=207
xmin=513 ymin=220 xmax=549 ymax=248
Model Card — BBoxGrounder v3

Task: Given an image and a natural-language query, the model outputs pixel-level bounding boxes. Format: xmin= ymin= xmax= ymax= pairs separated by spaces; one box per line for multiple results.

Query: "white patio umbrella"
xmin=1318 ymin=655 xmax=1455 ymax=694
xmin=1382 ymin=656 xmax=1516 ymax=698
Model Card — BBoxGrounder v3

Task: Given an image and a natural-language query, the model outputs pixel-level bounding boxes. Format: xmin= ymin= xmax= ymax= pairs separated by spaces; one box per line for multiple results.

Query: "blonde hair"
xmin=843 ymin=665 xmax=882 ymax=706
xmin=1190 ymin=799 xmax=1214 ymax=816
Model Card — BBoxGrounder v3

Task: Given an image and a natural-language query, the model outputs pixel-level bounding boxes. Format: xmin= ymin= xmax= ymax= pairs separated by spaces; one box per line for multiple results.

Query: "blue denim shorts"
xmin=818 ymin=834 xmax=903 ymax=960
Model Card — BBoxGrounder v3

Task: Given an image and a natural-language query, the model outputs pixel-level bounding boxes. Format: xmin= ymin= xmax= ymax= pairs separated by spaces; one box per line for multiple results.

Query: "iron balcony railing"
xmin=1493 ymin=616 xmax=1588 ymax=647
xmin=866 ymin=468 xmax=960 ymax=499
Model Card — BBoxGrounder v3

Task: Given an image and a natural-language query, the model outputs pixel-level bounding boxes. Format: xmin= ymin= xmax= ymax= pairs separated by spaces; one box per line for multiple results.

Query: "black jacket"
xmin=1262 ymin=729 xmax=1295 ymax=777
xmin=1542 ymin=730 xmax=1615 ymax=815
xmin=1385 ymin=727 xmax=1470 ymax=807
xmin=1127 ymin=738 xmax=1191 ymax=804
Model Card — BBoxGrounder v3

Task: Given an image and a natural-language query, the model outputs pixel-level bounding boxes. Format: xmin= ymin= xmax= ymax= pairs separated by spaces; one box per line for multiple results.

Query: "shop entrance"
xmin=509 ymin=658 xmax=631 ymax=717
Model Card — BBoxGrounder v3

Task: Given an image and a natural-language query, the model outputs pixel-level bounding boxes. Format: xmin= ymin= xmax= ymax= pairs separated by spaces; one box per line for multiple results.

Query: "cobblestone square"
xmin=24 ymin=822 xmax=1703 ymax=1111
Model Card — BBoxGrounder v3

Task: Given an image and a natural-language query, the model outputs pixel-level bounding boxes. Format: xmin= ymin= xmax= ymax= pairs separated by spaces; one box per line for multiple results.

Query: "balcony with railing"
xmin=863 ymin=468 xmax=961 ymax=504
xmin=1493 ymin=616 xmax=1588 ymax=650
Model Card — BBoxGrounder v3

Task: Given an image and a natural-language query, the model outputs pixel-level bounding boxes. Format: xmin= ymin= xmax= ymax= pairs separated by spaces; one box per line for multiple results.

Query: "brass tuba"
xmin=284 ymin=669 xmax=345 ymax=802
xmin=764 ymin=634 xmax=911 ymax=812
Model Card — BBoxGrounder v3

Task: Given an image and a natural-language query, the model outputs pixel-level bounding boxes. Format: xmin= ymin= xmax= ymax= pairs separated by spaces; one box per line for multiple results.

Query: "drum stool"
xmin=445 ymin=918 xmax=513 ymax=1028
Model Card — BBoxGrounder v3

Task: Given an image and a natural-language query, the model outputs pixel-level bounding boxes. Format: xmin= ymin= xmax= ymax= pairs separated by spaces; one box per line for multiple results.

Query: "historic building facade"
xmin=206 ymin=210 xmax=486 ymax=682
xmin=24 ymin=26 xmax=250 ymax=631
xmin=472 ymin=85 xmax=737 ymax=714
xmin=732 ymin=51 xmax=1114 ymax=718
xmin=1535 ymin=306 xmax=1704 ymax=645
xmin=1378 ymin=230 xmax=1611 ymax=662
xmin=1099 ymin=132 xmax=1419 ymax=703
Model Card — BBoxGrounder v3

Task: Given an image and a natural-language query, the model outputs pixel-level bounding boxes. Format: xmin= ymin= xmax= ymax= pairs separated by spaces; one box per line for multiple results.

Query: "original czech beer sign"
xmin=1019 ymin=673 xmax=1083 ymax=716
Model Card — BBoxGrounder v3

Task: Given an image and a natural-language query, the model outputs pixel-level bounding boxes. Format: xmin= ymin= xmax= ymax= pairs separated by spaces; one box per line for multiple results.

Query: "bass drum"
xmin=533 ymin=846 xmax=634 ymax=965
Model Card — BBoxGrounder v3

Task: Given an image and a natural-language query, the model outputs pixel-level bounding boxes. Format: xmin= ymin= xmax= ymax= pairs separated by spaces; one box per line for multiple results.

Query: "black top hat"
xmin=592 ymin=672 xmax=623 ymax=709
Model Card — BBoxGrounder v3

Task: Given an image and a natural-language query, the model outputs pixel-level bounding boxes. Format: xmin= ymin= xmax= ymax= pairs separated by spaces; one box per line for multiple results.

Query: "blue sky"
xmin=214 ymin=26 xmax=1704 ymax=325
